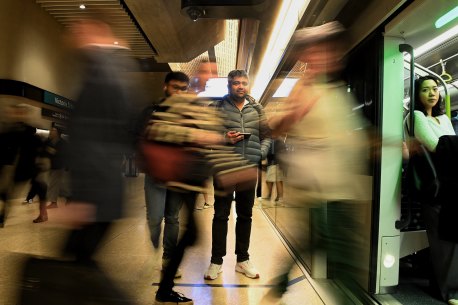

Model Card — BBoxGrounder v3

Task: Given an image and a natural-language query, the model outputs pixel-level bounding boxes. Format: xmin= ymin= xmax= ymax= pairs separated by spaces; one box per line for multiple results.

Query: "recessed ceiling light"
xmin=113 ymin=41 xmax=119 ymax=45
xmin=435 ymin=6 xmax=458 ymax=28
xmin=79 ymin=4 xmax=86 ymax=9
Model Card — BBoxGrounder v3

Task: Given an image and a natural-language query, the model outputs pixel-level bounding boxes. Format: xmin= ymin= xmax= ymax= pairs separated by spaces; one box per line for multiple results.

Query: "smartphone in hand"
xmin=240 ymin=132 xmax=251 ymax=139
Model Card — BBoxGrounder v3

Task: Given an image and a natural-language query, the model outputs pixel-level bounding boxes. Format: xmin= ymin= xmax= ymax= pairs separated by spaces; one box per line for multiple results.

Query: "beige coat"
xmin=279 ymin=80 xmax=370 ymax=202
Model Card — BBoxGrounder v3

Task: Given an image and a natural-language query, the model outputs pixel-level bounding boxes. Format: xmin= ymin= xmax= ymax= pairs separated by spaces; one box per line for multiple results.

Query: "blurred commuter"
xmin=21 ymin=129 xmax=48 ymax=211
xmin=44 ymin=126 xmax=69 ymax=209
xmin=62 ymin=12 xmax=142 ymax=265
xmin=135 ymin=71 xmax=190 ymax=279
xmin=204 ymin=70 xmax=271 ymax=280
xmin=18 ymin=15 xmax=144 ymax=305
xmin=189 ymin=60 xmax=217 ymax=95
xmin=195 ymin=186 xmax=213 ymax=210
xmin=140 ymin=93 xmax=228 ymax=305
xmin=263 ymin=22 xmax=369 ymax=303
xmin=261 ymin=136 xmax=286 ymax=206
xmin=0 ymin=105 xmax=35 ymax=227
xmin=14 ymin=126 xmax=42 ymax=186
xmin=17 ymin=126 xmax=51 ymax=224
xmin=189 ymin=61 xmax=216 ymax=210
xmin=406 ymin=76 xmax=458 ymax=304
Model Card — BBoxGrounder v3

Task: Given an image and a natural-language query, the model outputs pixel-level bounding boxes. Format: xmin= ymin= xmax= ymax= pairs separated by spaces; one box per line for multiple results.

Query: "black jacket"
xmin=434 ymin=135 xmax=458 ymax=243
xmin=67 ymin=46 xmax=144 ymax=221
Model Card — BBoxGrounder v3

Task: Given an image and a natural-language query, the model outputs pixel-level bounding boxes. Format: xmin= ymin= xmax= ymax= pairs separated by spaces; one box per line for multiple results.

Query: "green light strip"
xmin=435 ymin=6 xmax=458 ymax=28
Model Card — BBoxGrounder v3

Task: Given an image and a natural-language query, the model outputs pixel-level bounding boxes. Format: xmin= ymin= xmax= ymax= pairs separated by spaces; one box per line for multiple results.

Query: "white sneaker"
xmin=204 ymin=263 xmax=222 ymax=280
xmin=162 ymin=258 xmax=182 ymax=278
xmin=256 ymin=197 xmax=270 ymax=207
xmin=275 ymin=199 xmax=284 ymax=206
xmin=235 ymin=260 xmax=260 ymax=278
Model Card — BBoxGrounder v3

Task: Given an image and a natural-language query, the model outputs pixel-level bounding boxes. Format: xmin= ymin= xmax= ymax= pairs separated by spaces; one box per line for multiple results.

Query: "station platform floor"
xmin=0 ymin=175 xmax=345 ymax=305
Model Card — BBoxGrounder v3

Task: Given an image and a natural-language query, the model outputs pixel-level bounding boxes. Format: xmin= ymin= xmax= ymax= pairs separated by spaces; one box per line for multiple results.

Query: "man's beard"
xmin=230 ymin=92 xmax=247 ymax=101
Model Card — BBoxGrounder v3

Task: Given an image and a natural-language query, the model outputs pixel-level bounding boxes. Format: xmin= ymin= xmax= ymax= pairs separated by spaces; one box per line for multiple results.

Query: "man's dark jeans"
xmin=158 ymin=190 xmax=197 ymax=294
xmin=211 ymin=185 xmax=255 ymax=265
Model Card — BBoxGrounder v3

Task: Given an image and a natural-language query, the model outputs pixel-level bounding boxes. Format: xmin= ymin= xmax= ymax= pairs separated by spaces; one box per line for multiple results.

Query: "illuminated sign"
xmin=43 ymin=91 xmax=74 ymax=110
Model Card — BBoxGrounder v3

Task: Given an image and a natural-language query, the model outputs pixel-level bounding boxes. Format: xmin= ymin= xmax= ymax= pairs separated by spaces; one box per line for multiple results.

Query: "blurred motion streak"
xmin=262 ymin=21 xmax=371 ymax=305
xmin=17 ymin=14 xmax=148 ymax=305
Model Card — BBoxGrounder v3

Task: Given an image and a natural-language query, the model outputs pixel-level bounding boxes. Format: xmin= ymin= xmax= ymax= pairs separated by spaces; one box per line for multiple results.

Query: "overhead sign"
xmin=43 ymin=91 xmax=74 ymax=110
xmin=42 ymin=108 xmax=69 ymax=121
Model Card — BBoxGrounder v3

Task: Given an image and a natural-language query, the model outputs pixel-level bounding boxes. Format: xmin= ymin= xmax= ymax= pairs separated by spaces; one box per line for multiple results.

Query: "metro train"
xmin=1 ymin=0 xmax=457 ymax=304
xmin=263 ymin=1 xmax=458 ymax=304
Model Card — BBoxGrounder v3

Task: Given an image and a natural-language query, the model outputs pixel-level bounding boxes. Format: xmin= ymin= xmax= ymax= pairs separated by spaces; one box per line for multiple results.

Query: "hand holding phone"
xmin=240 ymin=132 xmax=251 ymax=139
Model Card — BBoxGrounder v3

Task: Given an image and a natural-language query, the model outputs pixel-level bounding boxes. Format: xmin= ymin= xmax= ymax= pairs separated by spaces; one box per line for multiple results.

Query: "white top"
xmin=413 ymin=110 xmax=455 ymax=152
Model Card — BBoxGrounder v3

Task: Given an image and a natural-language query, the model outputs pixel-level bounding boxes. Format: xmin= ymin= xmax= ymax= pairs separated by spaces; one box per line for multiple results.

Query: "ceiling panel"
xmin=35 ymin=0 xmax=155 ymax=58
xmin=386 ymin=0 xmax=458 ymax=88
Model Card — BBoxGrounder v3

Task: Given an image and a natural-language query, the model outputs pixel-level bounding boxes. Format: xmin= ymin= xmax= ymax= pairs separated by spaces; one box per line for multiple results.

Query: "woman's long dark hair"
xmin=414 ymin=75 xmax=444 ymax=117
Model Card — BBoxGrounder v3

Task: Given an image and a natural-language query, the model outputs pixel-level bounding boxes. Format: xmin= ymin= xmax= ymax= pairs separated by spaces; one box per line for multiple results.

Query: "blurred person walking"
xmin=189 ymin=60 xmax=217 ymax=95
xmin=263 ymin=22 xmax=369 ymax=304
xmin=261 ymin=136 xmax=287 ymax=206
xmin=18 ymin=15 xmax=145 ymax=305
xmin=189 ymin=60 xmax=217 ymax=210
xmin=63 ymin=15 xmax=139 ymax=264
xmin=139 ymin=93 xmax=229 ymax=305
xmin=135 ymin=71 xmax=190 ymax=279
xmin=19 ymin=126 xmax=52 ymax=223
xmin=44 ymin=126 xmax=69 ymax=209
xmin=195 ymin=186 xmax=213 ymax=210
xmin=0 ymin=105 xmax=40 ymax=227
xmin=21 ymin=127 xmax=47 ymax=206
xmin=204 ymin=70 xmax=271 ymax=280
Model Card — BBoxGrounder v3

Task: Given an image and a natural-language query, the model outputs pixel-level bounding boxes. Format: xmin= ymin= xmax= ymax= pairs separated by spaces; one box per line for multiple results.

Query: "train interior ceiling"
xmin=386 ymin=1 xmax=458 ymax=112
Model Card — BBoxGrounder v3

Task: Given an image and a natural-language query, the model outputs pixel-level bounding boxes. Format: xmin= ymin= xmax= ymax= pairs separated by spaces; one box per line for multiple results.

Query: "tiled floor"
xmin=0 ymin=175 xmax=332 ymax=305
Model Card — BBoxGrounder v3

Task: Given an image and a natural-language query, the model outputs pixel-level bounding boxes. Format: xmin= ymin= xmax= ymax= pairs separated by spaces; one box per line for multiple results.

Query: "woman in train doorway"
xmin=409 ymin=75 xmax=458 ymax=305
xmin=262 ymin=21 xmax=370 ymax=304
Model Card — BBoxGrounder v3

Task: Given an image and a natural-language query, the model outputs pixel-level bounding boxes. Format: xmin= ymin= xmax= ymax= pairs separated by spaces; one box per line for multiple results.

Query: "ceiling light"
xmin=250 ymin=0 xmax=310 ymax=100
xmin=415 ymin=24 xmax=458 ymax=57
xmin=79 ymin=4 xmax=86 ymax=9
xmin=114 ymin=41 xmax=119 ymax=45
xmin=435 ymin=6 xmax=458 ymax=28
